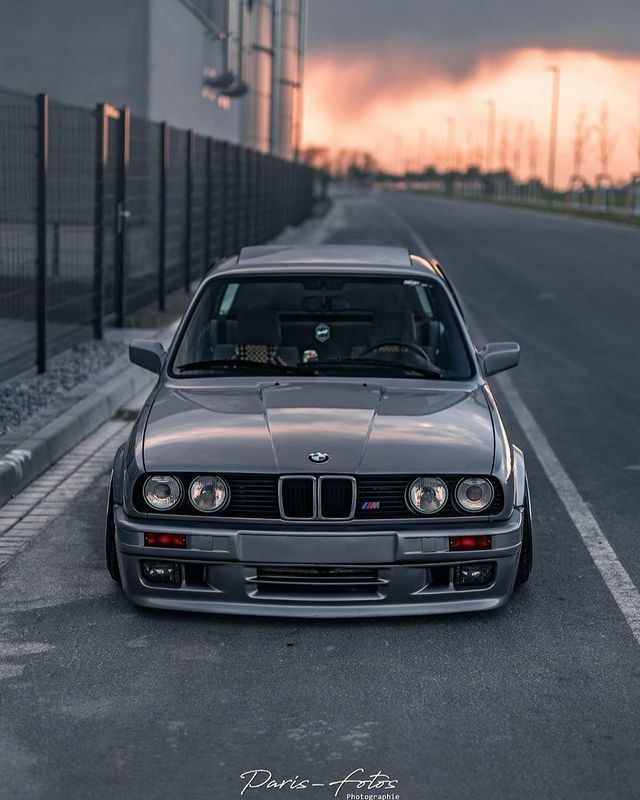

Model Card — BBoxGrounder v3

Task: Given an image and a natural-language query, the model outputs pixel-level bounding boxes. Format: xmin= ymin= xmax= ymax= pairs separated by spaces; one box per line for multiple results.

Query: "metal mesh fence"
xmin=0 ymin=88 xmax=38 ymax=378
xmin=190 ymin=133 xmax=207 ymax=280
xmin=125 ymin=115 xmax=161 ymax=314
xmin=47 ymin=99 xmax=95 ymax=356
xmin=165 ymin=126 xmax=188 ymax=295
xmin=0 ymin=86 xmax=316 ymax=380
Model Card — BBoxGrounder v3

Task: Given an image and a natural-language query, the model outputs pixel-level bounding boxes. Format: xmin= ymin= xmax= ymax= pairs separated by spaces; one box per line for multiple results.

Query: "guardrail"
xmin=0 ymin=87 xmax=315 ymax=379
xmin=378 ymin=176 xmax=640 ymax=217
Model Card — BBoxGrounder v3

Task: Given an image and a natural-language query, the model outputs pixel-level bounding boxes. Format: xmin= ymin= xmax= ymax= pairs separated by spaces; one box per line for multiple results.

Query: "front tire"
xmin=515 ymin=484 xmax=533 ymax=587
xmin=105 ymin=479 xmax=121 ymax=585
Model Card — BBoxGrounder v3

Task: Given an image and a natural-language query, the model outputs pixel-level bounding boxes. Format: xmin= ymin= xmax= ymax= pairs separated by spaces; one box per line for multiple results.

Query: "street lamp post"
xmin=485 ymin=99 xmax=496 ymax=173
xmin=545 ymin=65 xmax=560 ymax=192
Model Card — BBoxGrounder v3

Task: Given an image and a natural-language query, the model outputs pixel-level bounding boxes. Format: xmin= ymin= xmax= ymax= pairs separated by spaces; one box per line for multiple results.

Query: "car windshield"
xmin=171 ymin=274 xmax=475 ymax=380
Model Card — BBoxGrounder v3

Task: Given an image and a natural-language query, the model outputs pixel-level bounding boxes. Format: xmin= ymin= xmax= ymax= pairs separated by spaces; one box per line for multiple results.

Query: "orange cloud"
xmin=303 ymin=47 xmax=640 ymax=187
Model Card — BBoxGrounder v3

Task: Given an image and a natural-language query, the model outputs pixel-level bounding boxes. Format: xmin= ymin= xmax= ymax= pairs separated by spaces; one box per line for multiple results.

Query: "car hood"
xmin=143 ymin=381 xmax=495 ymax=475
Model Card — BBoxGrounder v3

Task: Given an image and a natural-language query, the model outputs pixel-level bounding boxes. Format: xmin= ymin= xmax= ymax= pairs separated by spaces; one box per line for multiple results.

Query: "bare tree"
xmin=594 ymin=104 xmax=619 ymax=185
xmin=498 ymin=122 xmax=509 ymax=171
xmin=527 ymin=120 xmax=539 ymax=178
xmin=512 ymin=122 xmax=524 ymax=182
xmin=570 ymin=106 xmax=591 ymax=190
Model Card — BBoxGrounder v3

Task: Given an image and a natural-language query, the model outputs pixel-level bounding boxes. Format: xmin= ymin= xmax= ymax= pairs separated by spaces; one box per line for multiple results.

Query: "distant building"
xmin=0 ymin=0 xmax=306 ymax=158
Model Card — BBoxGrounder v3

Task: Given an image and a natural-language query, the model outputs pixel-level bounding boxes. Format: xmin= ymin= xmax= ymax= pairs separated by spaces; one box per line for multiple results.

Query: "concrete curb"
xmin=0 ymin=364 xmax=155 ymax=507
xmin=0 ymin=321 xmax=179 ymax=508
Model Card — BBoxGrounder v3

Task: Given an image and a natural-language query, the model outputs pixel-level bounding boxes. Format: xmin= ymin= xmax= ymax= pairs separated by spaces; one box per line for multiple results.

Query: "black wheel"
xmin=515 ymin=484 xmax=533 ymax=587
xmin=105 ymin=480 xmax=121 ymax=585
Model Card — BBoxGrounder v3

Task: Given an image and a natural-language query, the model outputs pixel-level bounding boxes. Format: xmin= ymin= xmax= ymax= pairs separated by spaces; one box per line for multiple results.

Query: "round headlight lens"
xmin=455 ymin=477 xmax=494 ymax=513
xmin=189 ymin=475 xmax=229 ymax=513
xmin=407 ymin=477 xmax=448 ymax=515
xmin=144 ymin=475 xmax=182 ymax=510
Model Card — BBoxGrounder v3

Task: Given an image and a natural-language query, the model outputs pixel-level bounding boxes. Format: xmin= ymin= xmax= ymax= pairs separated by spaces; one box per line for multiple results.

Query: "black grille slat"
xmin=320 ymin=478 xmax=354 ymax=519
xmin=252 ymin=567 xmax=382 ymax=598
xmin=280 ymin=477 xmax=314 ymax=519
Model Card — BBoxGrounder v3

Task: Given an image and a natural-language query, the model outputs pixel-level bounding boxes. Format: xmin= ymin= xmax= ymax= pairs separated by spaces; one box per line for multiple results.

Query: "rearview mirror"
xmin=478 ymin=342 xmax=520 ymax=377
xmin=129 ymin=339 xmax=166 ymax=374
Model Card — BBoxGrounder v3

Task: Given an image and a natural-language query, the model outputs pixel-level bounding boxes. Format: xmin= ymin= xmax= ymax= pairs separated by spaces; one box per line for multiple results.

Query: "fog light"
xmin=141 ymin=561 xmax=181 ymax=586
xmin=144 ymin=532 xmax=186 ymax=548
xmin=454 ymin=563 xmax=495 ymax=587
xmin=449 ymin=535 xmax=491 ymax=551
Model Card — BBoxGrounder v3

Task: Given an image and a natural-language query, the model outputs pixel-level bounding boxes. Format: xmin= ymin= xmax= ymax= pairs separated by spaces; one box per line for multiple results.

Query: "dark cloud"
xmin=307 ymin=0 xmax=640 ymax=78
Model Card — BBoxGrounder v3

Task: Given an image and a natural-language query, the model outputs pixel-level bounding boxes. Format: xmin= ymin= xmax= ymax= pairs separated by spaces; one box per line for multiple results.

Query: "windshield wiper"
xmin=300 ymin=358 xmax=444 ymax=379
xmin=175 ymin=358 xmax=303 ymax=375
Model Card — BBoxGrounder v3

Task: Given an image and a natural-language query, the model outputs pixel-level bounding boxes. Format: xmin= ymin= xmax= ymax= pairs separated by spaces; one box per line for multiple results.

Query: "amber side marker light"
xmin=144 ymin=532 xmax=187 ymax=548
xmin=449 ymin=535 xmax=492 ymax=551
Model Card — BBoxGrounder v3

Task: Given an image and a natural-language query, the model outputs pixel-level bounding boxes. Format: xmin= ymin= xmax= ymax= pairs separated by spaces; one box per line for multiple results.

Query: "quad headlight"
xmin=455 ymin=477 xmax=494 ymax=513
xmin=143 ymin=475 xmax=183 ymax=510
xmin=407 ymin=476 xmax=448 ymax=515
xmin=189 ymin=475 xmax=229 ymax=513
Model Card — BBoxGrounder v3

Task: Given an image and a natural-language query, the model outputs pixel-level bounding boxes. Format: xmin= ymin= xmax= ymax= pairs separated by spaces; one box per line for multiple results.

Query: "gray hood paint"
xmin=143 ymin=381 xmax=495 ymax=475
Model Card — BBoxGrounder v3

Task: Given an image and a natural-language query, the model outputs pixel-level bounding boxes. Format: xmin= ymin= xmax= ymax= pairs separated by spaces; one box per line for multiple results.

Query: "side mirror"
xmin=478 ymin=341 xmax=520 ymax=377
xmin=129 ymin=339 xmax=166 ymax=374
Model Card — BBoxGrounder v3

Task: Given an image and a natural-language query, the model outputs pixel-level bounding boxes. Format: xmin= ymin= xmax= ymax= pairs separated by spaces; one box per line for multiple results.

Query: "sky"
xmin=302 ymin=0 xmax=640 ymax=186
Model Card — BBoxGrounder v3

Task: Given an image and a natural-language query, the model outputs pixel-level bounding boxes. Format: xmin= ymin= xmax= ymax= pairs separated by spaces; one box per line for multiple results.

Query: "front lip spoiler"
xmin=124 ymin=593 xmax=510 ymax=619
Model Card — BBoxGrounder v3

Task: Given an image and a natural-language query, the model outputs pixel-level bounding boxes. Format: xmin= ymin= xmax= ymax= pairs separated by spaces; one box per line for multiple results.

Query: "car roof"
xmin=209 ymin=245 xmax=439 ymax=278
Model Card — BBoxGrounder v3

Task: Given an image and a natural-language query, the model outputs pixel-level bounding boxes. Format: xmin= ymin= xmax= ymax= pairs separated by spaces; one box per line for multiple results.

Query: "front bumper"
xmin=114 ymin=507 xmax=524 ymax=618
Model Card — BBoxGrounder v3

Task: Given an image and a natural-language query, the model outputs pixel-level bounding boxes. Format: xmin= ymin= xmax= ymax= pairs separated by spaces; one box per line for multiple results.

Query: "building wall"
xmin=0 ymin=0 xmax=305 ymax=155
xmin=0 ymin=0 xmax=150 ymax=113
xmin=147 ymin=0 xmax=241 ymax=141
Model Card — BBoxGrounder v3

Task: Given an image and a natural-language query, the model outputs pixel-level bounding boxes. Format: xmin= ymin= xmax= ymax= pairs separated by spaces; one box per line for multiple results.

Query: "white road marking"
xmin=497 ymin=374 xmax=640 ymax=642
xmin=0 ymin=664 xmax=25 ymax=680
xmin=377 ymin=195 xmax=640 ymax=646
xmin=0 ymin=642 xmax=54 ymax=657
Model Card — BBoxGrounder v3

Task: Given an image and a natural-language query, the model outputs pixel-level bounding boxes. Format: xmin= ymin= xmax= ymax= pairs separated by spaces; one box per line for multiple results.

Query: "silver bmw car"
xmin=106 ymin=244 xmax=532 ymax=617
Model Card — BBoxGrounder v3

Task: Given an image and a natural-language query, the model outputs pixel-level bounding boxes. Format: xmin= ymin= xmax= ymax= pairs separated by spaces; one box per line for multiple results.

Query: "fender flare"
xmin=111 ymin=443 xmax=127 ymax=505
xmin=512 ymin=445 xmax=528 ymax=509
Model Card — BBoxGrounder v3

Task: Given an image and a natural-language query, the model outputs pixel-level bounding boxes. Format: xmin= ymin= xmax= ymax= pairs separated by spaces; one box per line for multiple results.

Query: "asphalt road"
xmin=2 ymin=191 xmax=640 ymax=800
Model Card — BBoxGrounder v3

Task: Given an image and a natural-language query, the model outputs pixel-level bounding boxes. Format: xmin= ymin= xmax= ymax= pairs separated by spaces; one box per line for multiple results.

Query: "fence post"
xmin=203 ymin=137 xmax=212 ymax=274
xmin=234 ymin=145 xmax=241 ymax=253
xmin=93 ymin=103 xmax=107 ymax=339
xmin=114 ymin=105 xmax=130 ymax=328
xmin=159 ymin=122 xmax=169 ymax=311
xmin=220 ymin=141 xmax=228 ymax=257
xmin=184 ymin=129 xmax=193 ymax=293
xmin=36 ymin=93 xmax=49 ymax=373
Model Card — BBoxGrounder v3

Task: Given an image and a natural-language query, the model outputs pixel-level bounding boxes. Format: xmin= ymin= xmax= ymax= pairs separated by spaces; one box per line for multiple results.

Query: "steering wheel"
xmin=359 ymin=340 xmax=444 ymax=374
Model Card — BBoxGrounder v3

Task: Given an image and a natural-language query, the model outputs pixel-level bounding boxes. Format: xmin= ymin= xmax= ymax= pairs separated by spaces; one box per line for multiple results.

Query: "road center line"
xmin=377 ymin=194 xmax=640 ymax=646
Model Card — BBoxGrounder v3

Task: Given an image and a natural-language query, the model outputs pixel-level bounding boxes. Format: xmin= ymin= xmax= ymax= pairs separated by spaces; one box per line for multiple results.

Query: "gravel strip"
xmin=0 ymin=337 xmax=127 ymax=438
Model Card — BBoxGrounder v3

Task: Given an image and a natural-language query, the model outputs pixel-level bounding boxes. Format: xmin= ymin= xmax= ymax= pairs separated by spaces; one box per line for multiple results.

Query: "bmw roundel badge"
xmin=308 ymin=452 xmax=330 ymax=464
